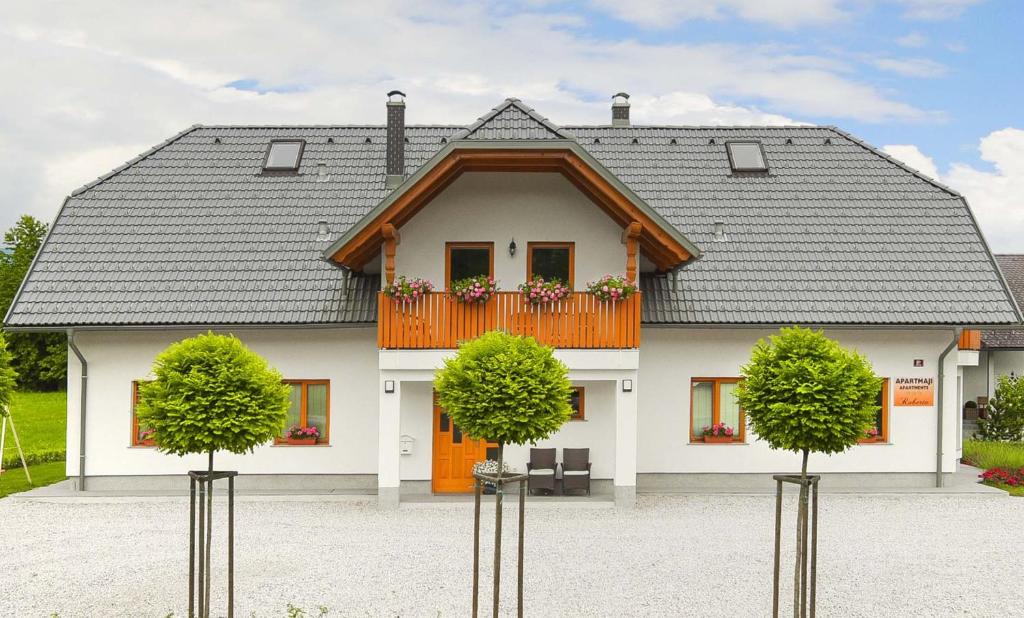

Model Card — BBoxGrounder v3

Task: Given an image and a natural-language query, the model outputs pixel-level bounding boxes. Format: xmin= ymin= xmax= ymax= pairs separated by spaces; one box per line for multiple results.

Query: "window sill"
xmin=858 ymin=440 xmax=891 ymax=446
xmin=128 ymin=444 xmax=157 ymax=449
xmin=270 ymin=443 xmax=332 ymax=447
xmin=688 ymin=441 xmax=747 ymax=446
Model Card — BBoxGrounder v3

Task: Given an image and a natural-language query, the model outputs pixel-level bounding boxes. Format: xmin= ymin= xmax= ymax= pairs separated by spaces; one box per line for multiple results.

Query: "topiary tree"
xmin=434 ymin=330 xmax=572 ymax=455
xmin=735 ymin=326 xmax=880 ymax=616
xmin=977 ymin=374 xmax=1024 ymax=441
xmin=434 ymin=330 xmax=572 ymax=616
xmin=137 ymin=332 xmax=291 ymax=470
xmin=137 ymin=332 xmax=290 ymax=617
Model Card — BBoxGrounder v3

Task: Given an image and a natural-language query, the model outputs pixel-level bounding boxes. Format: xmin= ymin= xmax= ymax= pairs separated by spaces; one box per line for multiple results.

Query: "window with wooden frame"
xmin=279 ymin=380 xmax=331 ymax=444
xmin=527 ymin=242 xmax=575 ymax=287
xmin=445 ymin=242 xmax=494 ymax=286
xmin=569 ymin=387 xmax=585 ymax=421
xmin=690 ymin=378 xmax=744 ymax=443
xmin=860 ymin=378 xmax=889 ymax=444
xmin=130 ymin=381 xmax=155 ymax=447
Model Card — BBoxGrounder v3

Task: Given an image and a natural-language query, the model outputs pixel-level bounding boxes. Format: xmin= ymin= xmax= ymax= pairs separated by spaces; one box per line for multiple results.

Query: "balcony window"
xmin=527 ymin=242 xmax=574 ymax=286
xmin=446 ymin=242 xmax=494 ymax=286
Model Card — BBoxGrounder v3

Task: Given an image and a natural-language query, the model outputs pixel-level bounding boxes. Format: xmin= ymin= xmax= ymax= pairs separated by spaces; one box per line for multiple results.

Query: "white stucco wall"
xmin=962 ymin=349 xmax=1024 ymax=407
xmin=638 ymin=328 xmax=961 ymax=474
xmin=390 ymin=172 xmax=628 ymax=289
xmin=66 ymin=327 xmax=379 ymax=477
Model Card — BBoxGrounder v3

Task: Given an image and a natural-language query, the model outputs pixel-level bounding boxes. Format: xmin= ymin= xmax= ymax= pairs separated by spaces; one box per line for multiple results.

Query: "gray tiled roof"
xmin=5 ymin=99 xmax=1020 ymax=328
xmin=983 ymin=255 xmax=1024 ymax=347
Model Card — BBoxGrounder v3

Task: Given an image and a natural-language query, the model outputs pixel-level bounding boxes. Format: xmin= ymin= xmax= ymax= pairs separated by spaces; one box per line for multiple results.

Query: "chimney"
xmin=612 ymin=92 xmax=630 ymax=127
xmin=386 ymin=90 xmax=406 ymax=188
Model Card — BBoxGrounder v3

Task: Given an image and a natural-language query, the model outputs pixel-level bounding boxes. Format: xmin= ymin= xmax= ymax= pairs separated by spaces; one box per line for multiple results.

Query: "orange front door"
xmin=432 ymin=398 xmax=496 ymax=493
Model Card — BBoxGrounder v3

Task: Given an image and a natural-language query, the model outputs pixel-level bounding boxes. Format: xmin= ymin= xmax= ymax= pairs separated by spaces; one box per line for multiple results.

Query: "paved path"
xmin=1 ymin=492 xmax=1020 ymax=617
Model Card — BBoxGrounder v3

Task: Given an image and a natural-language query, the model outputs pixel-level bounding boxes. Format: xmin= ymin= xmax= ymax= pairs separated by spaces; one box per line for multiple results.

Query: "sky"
xmin=1 ymin=0 xmax=1022 ymax=249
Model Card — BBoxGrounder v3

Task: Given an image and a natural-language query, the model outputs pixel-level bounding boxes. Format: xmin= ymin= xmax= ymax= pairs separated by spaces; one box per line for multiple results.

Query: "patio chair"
xmin=527 ymin=448 xmax=556 ymax=495
xmin=561 ymin=448 xmax=592 ymax=496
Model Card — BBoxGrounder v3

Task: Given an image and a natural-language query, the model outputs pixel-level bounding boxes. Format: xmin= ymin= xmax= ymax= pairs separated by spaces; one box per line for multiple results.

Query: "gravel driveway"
xmin=1 ymin=492 xmax=1020 ymax=617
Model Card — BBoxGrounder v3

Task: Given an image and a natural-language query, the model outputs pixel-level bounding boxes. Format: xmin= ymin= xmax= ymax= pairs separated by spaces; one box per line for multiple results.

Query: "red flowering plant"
xmin=383 ymin=275 xmax=434 ymax=303
xmin=586 ymin=274 xmax=637 ymax=302
xmin=286 ymin=425 xmax=320 ymax=441
xmin=980 ymin=466 xmax=1024 ymax=488
xmin=702 ymin=423 xmax=735 ymax=438
xmin=863 ymin=426 xmax=881 ymax=441
xmin=451 ymin=275 xmax=498 ymax=303
xmin=518 ymin=276 xmax=571 ymax=305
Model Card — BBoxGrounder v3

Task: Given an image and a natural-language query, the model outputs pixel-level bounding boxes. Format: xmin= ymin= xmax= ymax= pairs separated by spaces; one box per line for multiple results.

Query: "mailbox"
xmin=399 ymin=434 xmax=415 ymax=455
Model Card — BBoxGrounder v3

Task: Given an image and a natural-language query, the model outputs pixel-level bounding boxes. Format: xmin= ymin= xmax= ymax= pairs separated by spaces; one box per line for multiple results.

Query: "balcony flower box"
xmin=518 ymin=276 xmax=571 ymax=305
xmin=382 ymin=275 xmax=434 ymax=304
xmin=450 ymin=275 xmax=498 ymax=304
xmin=586 ymin=274 xmax=637 ymax=302
xmin=701 ymin=422 xmax=736 ymax=443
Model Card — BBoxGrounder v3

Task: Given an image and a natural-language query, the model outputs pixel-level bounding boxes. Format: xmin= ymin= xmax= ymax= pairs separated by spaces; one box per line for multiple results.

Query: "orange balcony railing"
xmin=377 ymin=291 xmax=641 ymax=349
xmin=959 ymin=329 xmax=981 ymax=351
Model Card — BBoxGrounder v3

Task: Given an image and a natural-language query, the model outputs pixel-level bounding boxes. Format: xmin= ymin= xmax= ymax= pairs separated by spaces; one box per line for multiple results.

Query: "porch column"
xmin=614 ymin=371 xmax=638 ymax=508
xmin=378 ymin=375 xmax=401 ymax=508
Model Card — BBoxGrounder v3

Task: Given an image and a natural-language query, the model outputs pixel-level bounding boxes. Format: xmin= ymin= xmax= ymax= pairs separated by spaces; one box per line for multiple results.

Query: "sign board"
xmin=893 ymin=377 xmax=934 ymax=407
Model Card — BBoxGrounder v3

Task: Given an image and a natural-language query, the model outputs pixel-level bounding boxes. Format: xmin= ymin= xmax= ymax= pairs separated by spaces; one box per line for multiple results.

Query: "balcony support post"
xmin=622 ymin=222 xmax=642 ymax=283
xmin=382 ymin=223 xmax=400 ymax=285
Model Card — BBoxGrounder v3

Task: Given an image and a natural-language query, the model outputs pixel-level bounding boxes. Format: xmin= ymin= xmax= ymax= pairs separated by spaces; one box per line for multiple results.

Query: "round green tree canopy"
xmin=0 ymin=332 xmax=18 ymax=414
xmin=434 ymin=331 xmax=572 ymax=445
xmin=137 ymin=333 xmax=291 ymax=456
xmin=735 ymin=326 xmax=880 ymax=456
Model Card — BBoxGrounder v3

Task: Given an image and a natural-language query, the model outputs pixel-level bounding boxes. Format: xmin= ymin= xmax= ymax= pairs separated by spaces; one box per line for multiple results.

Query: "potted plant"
xmin=702 ymin=423 xmax=735 ymax=443
xmin=863 ymin=426 xmax=881 ymax=442
xmin=963 ymin=399 xmax=979 ymax=421
xmin=586 ymin=274 xmax=637 ymax=302
xmin=518 ymin=276 xmax=571 ymax=305
xmin=285 ymin=425 xmax=320 ymax=445
xmin=138 ymin=428 xmax=156 ymax=446
xmin=473 ymin=459 xmax=514 ymax=494
xmin=450 ymin=275 xmax=498 ymax=303
xmin=383 ymin=275 xmax=434 ymax=303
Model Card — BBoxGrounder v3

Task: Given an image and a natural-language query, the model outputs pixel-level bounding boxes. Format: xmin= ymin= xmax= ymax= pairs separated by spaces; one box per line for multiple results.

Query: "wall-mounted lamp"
xmin=508 ymin=239 xmax=517 ymax=257
xmin=384 ymin=380 xmax=395 ymax=393
xmin=622 ymin=379 xmax=633 ymax=392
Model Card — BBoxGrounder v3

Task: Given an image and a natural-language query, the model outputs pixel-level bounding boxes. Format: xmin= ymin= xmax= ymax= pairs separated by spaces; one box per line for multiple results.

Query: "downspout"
xmin=67 ymin=329 xmax=88 ymax=491
xmin=936 ymin=328 xmax=961 ymax=488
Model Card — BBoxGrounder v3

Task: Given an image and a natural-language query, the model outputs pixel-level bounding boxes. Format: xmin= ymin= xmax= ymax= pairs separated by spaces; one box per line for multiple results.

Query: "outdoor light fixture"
xmin=622 ymin=379 xmax=633 ymax=392
xmin=384 ymin=380 xmax=395 ymax=393
xmin=508 ymin=239 xmax=517 ymax=257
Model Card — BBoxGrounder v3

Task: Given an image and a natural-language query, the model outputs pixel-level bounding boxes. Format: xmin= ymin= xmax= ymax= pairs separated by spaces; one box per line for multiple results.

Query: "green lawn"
xmin=963 ymin=439 xmax=1024 ymax=496
xmin=0 ymin=460 xmax=66 ymax=498
xmin=1 ymin=391 xmax=67 ymax=497
xmin=2 ymin=391 xmax=66 ymax=467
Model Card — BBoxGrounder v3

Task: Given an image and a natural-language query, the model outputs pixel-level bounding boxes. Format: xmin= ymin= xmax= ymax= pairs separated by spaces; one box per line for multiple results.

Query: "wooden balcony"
xmin=377 ymin=292 xmax=641 ymax=349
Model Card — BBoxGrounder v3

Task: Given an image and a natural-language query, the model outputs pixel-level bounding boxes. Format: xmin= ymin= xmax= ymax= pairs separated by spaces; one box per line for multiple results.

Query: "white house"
xmin=5 ymin=94 xmax=1019 ymax=507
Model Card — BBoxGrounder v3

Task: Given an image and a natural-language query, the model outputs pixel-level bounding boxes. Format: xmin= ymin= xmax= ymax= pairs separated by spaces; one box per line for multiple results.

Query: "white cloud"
xmin=897 ymin=0 xmax=982 ymax=20
xmin=895 ymin=32 xmax=927 ymax=47
xmin=884 ymin=128 xmax=1024 ymax=252
xmin=589 ymin=0 xmax=848 ymax=29
xmin=872 ymin=57 xmax=948 ymax=78
xmin=0 ymin=1 xmax=942 ymax=233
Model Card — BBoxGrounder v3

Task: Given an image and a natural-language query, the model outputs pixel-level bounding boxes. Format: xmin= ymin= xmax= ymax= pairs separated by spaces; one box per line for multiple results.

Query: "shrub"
xmin=0 ymin=332 xmax=18 ymax=413
xmin=735 ymin=326 xmax=880 ymax=474
xmin=977 ymin=375 xmax=1024 ymax=442
xmin=980 ymin=466 xmax=1024 ymax=487
xmin=518 ymin=276 xmax=571 ymax=305
xmin=382 ymin=275 xmax=434 ymax=303
xmin=586 ymin=275 xmax=636 ymax=301
xmin=450 ymin=275 xmax=498 ymax=303
xmin=137 ymin=333 xmax=291 ymax=465
xmin=434 ymin=330 xmax=572 ymax=446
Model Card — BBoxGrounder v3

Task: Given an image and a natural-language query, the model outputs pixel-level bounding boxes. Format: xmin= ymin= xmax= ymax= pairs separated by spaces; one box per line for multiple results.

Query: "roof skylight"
xmin=726 ymin=141 xmax=768 ymax=172
xmin=264 ymin=140 xmax=304 ymax=171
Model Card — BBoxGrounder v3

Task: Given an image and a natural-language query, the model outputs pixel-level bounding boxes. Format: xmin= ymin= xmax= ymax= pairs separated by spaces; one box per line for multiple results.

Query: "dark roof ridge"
xmin=195 ymin=124 xmax=466 ymax=130
xmin=70 ymin=124 xmax=204 ymax=197
xmin=452 ymin=98 xmax=574 ymax=141
xmin=564 ymin=124 xmax=823 ymax=130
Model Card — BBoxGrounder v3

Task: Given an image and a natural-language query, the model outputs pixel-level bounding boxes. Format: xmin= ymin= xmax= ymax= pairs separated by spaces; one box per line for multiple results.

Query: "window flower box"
xmin=586 ymin=274 xmax=637 ymax=302
xmin=451 ymin=275 xmax=498 ymax=303
xmin=518 ymin=276 xmax=571 ymax=305
xmin=701 ymin=422 xmax=736 ymax=443
xmin=285 ymin=425 xmax=320 ymax=445
xmin=383 ymin=275 xmax=434 ymax=304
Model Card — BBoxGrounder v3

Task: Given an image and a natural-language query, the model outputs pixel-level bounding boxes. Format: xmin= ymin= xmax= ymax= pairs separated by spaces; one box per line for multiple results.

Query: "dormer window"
xmin=263 ymin=140 xmax=304 ymax=172
xmin=726 ymin=141 xmax=768 ymax=173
